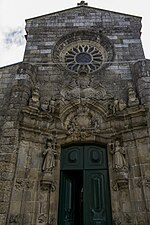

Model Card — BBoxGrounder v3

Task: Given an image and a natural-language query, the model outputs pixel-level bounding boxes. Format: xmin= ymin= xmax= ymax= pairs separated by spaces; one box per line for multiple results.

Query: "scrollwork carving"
xmin=15 ymin=179 xmax=34 ymax=190
xmin=49 ymin=215 xmax=56 ymax=225
xmin=38 ymin=214 xmax=47 ymax=223
xmin=112 ymin=215 xmax=122 ymax=225
xmin=124 ymin=213 xmax=132 ymax=224
xmin=60 ymin=70 xmax=112 ymax=105
xmin=112 ymin=177 xmax=128 ymax=191
xmin=136 ymin=177 xmax=150 ymax=188
xmin=9 ymin=214 xmax=21 ymax=224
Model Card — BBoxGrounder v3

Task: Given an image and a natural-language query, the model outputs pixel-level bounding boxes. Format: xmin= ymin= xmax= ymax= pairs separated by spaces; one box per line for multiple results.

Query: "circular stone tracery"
xmin=53 ymin=31 xmax=114 ymax=74
xmin=64 ymin=44 xmax=104 ymax=73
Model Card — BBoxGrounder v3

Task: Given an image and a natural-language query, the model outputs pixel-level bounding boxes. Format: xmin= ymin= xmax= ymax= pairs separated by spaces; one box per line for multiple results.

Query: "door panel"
xmin=58 ymin=172 xmax=74 ymax=225
xmin=61 ymin=146 xmax=83 ymax=170
xmin=58 ymin=145 xmax=112 ymax=225
xmin=84 ymin=170 xmax=112 ymax=225
xmin=84 ymin=146 xmax=107 ymax=169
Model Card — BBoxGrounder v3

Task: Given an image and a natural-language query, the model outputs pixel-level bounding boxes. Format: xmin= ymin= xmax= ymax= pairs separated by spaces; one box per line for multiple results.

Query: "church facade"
xmin=0 ymin=2 xmax=150 ymax=225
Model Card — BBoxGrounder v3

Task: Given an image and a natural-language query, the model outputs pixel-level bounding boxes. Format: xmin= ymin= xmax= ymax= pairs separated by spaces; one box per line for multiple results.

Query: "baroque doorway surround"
xmin=16 ymin=62 xmax=147 ymax=225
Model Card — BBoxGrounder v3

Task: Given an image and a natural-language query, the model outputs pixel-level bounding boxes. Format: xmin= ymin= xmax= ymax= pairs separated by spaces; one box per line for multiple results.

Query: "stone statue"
xmin=49 ymin=97 xmax=55 ymax=113
xmin=118 ymin=99 xmax=126 ymax=111
xmin=110 ymin=140 xmax=127 ymax=171
xmin=112 ymin=98 xmax=119 ymax=114
xmin=109 ymin=97 xmax=126 ymax=114
xmin=29 ymin=87 xmax=40 ymax=109
xmin=42 ymin=142 xmax=57 ymax=173
xmin=127 ymin=82 xmax=139 ymax=106
xmin=41 ymin=100 xmax=49 ymax=111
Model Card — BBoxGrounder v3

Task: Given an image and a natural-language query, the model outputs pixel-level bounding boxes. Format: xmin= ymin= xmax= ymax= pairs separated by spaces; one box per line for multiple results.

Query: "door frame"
xmin=58 ymin=144 xmax=112 ymax=225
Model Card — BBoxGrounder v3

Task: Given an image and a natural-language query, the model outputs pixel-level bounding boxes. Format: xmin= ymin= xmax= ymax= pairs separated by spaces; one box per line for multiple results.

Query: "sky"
xmin=0 ymin=0 xmax=149 ymax=68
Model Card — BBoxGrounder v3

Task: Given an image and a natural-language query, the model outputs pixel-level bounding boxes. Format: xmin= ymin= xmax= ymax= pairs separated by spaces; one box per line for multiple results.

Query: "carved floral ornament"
xmin=9 ymin=214 xmax=21 ymax=224
xmin=136 ymin=177 xmax=150 ymax=188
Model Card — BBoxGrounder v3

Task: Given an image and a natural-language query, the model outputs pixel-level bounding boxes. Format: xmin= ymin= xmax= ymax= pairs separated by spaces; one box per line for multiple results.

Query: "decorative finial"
xmin=77 ymin=1 xmax=88 ymax=6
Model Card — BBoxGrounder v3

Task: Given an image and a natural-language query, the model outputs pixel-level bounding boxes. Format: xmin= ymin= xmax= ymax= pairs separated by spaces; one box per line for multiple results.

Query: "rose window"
xmin=64 ymin=45 xmax=104 ymax=73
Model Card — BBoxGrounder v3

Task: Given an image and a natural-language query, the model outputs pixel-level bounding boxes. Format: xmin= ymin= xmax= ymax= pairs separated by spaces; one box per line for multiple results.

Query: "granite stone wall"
xmin=0 ymin=4 xmax=149 ymax=225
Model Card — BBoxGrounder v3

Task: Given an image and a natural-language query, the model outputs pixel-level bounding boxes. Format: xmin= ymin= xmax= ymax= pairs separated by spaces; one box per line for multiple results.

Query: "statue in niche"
xmin=42 ymin=141 xmax=57 ymax=174
xmin=109 ymin=140 xmax=127 ymax=171
xmin=118 ymin=99 xmax=127 ymax=111
xmin=127 ymin=82 xmax=139 ymax=106
xmin=41 ymin=100 xmax=49 ymax=111
xmin=112 ymin=97 xmax=120 ymax=114
xmin=29 ymin=86 xmax=40 ymax=109
xmin=109 ymin=140 xmax=129 ymax=190
xmin=109 ymin=97 xmax=126 ymax=114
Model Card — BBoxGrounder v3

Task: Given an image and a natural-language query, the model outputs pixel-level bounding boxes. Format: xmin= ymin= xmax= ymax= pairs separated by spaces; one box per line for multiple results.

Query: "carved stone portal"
xmin=19 ymin=69 xmax=148 ymax=225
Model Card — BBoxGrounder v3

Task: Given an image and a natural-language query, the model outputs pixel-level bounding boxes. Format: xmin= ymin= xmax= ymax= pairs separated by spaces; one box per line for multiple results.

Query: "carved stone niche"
xmin=109 ymin=140 xmax=129 ymax=191
xmin=41 ymin=138 xmax=58 ymax=191
xmin=127 ymin=82 xmax=140 ymax=107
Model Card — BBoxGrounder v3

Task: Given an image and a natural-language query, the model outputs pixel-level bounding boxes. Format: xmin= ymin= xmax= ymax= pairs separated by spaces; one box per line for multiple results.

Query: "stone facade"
xmin=0 ymin=2 xmax=150 ymax=225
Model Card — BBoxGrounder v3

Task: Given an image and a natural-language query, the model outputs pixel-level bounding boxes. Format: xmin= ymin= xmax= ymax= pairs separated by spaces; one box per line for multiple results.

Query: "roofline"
xmin=0 ymin=61 xmax=22 ymax=70
xmin=25 ymin=5 xmax=142 ymax=22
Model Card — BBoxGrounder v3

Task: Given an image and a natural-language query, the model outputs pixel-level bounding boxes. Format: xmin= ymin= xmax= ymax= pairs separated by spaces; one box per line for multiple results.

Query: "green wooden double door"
xmin=58 ymin=145 xmax=112 ymax=225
